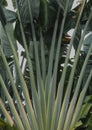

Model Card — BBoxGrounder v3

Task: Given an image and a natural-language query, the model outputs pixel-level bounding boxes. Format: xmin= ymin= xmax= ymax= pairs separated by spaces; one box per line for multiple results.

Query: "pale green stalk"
xmin=46 ymin=1 xmax=70 ymax=130
xmin=0 ymin=45 xmax=32 ymax=130
xmin=40 ymin=29 xmax=47 ymax=127
xmin=63 ymin=43 xmax=92 ymax=130
xmin=57 ymin=3 xmax=92 ymax=130
xmin=0 ymin=99 xmax=14 ymax=126
xmin=16 ymin=1 xmax=45 ymax=129
xmin=70 ymin=70 xmax=92 ymax=129
xmin=40 ymin=29 xmax=46 ymax=83
xmin=4 ymin=24 xmax=38 ymax=130
xmin=45 ymin=9 xmax=60 ymax=103
xmin=0 ymin=76 xmax=24 ymax=130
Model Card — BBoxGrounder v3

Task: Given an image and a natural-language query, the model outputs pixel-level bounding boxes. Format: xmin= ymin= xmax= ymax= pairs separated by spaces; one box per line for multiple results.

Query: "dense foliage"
xmin=0 ymin=0 xmax=92 ymax=130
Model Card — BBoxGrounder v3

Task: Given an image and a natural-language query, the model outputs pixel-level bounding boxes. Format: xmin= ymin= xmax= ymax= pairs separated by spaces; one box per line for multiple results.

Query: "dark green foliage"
xmin=0 ymin=0 xmax=92 ymax=130
xmin=0 ymin=4 xmax=6 ymax=26
xmin=0 ymin=119 xmax=20 ymax=130
xmin=75 ymin=96 xmax=92 ymax=130
xmin=0 ymin=0 xmax=7 ymax=7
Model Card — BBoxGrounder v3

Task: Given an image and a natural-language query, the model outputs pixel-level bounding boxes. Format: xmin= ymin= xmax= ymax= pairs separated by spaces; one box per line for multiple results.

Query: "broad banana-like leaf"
xmin=82 ymin=33 xmax=92 ymax=92
xmin=14 ymin=0 xmax=40 ymax=23
xmin=0 ymin=5 xmax=17 ymax=57
xmin=83 ymin=33 xmax=92 ymax=53
xmin=3 ymin=8 xmax=16 ymax=23
xmin=0 ymin=22 xmax=17 ymax=57
xmin=56 ymin=0 xmax=74 ymax=11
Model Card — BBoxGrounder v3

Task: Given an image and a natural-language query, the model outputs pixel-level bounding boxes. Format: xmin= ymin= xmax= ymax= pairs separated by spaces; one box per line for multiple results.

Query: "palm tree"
xmin=0 ymin=0 xmax=92 ymax=130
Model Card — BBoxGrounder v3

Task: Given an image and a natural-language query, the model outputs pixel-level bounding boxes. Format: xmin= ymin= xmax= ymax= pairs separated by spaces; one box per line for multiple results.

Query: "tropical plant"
xmin=0 ymin=0 xmax=92 ymax=130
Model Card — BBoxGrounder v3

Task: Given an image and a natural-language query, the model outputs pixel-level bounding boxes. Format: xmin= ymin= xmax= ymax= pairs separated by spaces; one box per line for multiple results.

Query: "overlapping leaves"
xmin=0 ymin=0 xmax=92 ymax=130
